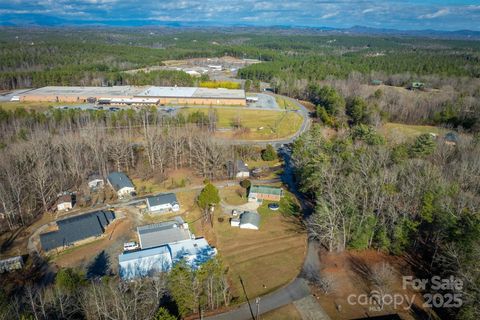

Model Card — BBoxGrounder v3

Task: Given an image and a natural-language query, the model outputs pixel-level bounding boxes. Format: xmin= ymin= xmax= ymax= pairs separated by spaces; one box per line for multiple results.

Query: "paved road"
xmin=208 ymin=278 xmax=311 ymax=320
xmin=205 ymin=145 xmax=327 ymax=320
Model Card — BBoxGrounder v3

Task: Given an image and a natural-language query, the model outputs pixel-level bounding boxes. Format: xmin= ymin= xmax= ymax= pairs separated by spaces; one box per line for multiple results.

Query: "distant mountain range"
xmin=1 ymin=15 xmax=479 ymax=41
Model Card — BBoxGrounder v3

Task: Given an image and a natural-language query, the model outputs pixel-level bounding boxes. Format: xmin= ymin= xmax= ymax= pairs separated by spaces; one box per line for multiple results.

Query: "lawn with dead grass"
xmin=275 ymin=96 xmax=300 ymax=111
xmin=220 ymin=186 xmax=248 ymax=206
xmin=180 ymin=107 xmax=303 ymax=140
xmin=262 ymin=303 xmax=302 ymax=320
xmin=213 ymin=211 xmax=306 ymax=302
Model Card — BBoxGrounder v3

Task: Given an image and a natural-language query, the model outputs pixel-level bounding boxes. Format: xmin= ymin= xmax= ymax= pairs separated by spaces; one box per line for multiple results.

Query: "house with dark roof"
xmin=235 ymin=160 xmax=250 ymax=178
xmin=248 ymin=185 xmax=283 ymax=202
xmin=146 ymin=193 xmax=180 ymax=213
xmin=227 ymin=159 xmax=250 ymax=179
xmin=40 ymin=210 xmax=115 ymax=251
xmin=107 ymin=172 xmax=135 ymax=197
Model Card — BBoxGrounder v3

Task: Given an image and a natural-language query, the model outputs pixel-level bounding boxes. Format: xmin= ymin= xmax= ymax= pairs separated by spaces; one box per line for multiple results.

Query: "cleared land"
xmin=180 ymin=107 xmax=303 ymax=140
xmin=314 ymin=250 xmax=435 ymax=320
xmin=382 ymin=122 xmax=448 ymax=141
xmin=213 ymin=211 xmax=306 ymax=301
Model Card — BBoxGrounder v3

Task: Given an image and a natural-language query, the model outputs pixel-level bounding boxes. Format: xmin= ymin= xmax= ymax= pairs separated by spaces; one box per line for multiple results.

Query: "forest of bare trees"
xmin=0 ymin=108 xmax=242 ymax=231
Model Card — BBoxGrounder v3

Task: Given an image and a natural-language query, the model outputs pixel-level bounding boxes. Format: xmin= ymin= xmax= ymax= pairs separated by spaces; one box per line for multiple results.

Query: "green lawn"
xmin=180 ymin=107 xmax=303 ymax=140
xmin=383 ymin=122 xmax=447 ymax=140
xmin=0 ymin=101 xmax=78 ymax=111
xmin=275 ymin=96 xmax=300 ymax=110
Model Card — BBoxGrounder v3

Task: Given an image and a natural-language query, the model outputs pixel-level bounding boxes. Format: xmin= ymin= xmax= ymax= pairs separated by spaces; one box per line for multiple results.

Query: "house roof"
xmin=119 ymin=245 xmax=171 ymax=263
xmin=236 ymin=160 xmax=249 ymax=173
xmin=107 ymin=172 xmax=134 ymax=191
xmin=147 ymin=193 xmax=178 ymax=207
xmin=240 ymin=211 xmax=261 ymax=227
xmin=57 ymin=194 xmax=72 ymax=204
xmin=137 ymin=220 xmax=191 ymax=249
xmin=169 ymin=238 xmax=217 ymax=267
xmin=249 ymin=185 xmax=283 ymax=196
xmin=40 ymin=210 xmax=115 ymax=251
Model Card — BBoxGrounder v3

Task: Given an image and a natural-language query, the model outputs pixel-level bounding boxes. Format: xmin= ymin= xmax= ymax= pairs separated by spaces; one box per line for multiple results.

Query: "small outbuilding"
xmin=146 ymin=193 xmax=180 ymax=213
xmin=239 ymin=211 xmax=260 ymax=230
xmin=107 ymin=172 xmax=135 ymax=198
xmin=57 ymin=194 xmax=73 ymax=211
xmin=248 ymin=185 xmax=283 ymax=202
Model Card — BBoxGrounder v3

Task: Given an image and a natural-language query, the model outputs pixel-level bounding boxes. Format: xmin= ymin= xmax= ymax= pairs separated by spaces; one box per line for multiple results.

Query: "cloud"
xmin=0 ymin=0 xmax=479 ymax=31
xmin=320 ymin=11 xmax=339 ymax=19
xmin=419 ymin=8 xmax=450 ymax=19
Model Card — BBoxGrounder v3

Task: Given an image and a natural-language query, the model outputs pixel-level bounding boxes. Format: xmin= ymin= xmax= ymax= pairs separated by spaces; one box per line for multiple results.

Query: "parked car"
xmin=124 ymin=242 xmax=139 ymax=252
xmin=268 ymin=203 xmax=280 ymax=211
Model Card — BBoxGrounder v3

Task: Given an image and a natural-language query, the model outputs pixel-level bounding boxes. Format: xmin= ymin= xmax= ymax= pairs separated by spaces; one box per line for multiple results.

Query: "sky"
xmin=0 ymin=0 xmax=479 ymax=31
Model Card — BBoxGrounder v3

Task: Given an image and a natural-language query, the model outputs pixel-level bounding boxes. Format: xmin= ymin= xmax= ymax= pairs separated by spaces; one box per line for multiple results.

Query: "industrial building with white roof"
xmin=118 ymin=217 xmax=217 ymax=279
xmin=18 ymin=85 xmax=246 ymax=106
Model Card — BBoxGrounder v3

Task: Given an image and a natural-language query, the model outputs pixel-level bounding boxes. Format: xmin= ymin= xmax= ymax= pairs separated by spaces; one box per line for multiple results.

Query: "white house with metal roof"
xmin=146 ymin=193 xmax=180 ymax=213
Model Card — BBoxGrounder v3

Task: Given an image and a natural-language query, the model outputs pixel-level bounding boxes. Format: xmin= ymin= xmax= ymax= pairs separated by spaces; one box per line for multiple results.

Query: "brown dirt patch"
xmin=314 ymin=249 xmax=437 ymax=320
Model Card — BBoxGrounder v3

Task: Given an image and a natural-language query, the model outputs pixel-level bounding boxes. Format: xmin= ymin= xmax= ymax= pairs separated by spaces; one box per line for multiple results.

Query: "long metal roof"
xmin=137 ymin=220 xmax=191 ymax=249
xmin=40 ymin=210 xmax=115 ymax=251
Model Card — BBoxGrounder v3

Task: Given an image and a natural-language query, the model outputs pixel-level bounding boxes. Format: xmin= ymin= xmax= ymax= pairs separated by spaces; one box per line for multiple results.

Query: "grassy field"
xmin=0 ymin=101 xmax=77 ymax=111
xmin=180 ymin=107 xmax=303 ymax=140
xmin=382 ymin=122 xmax=448 ymax=141
xmin=275 ymin=96 xmax=300 ymax=110
xmin=213 ymin=209 xmax=306 ymax=301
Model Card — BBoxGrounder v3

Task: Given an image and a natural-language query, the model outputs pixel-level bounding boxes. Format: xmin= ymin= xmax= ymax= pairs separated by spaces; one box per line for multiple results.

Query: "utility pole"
xmin=239 ymin=276 xmax=256 ymax=320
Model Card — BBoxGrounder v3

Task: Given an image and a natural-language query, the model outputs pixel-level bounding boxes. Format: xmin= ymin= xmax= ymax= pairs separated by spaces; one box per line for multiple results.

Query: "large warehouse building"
xmin=18 ymin=85 xmax=246 ymax=106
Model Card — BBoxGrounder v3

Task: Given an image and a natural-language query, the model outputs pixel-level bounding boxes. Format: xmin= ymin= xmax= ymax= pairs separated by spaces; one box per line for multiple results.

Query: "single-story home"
xmin=0 ymin=256 xmax=24 ymax=273
xmin=88 ymin=174 xmax=104 ymax=190
xmin=248 ymin=185 xmax=283 ymax=202
xmin=137 ymin=217 xmax=191 ymax=250
xmin=40 ymin=210 xmax=115 ymax=251
xmin=235 ymin=160 xmax=250 ymax=178
xmin=239 ymin=211 xmax=260 ymax=230
xmin=146 ymin=193 xmax=180 ymax=213
xmin=107 ymin=172 xmax=135 ymax=197
xmin=57 ymin=194 xmax=73 ymax=211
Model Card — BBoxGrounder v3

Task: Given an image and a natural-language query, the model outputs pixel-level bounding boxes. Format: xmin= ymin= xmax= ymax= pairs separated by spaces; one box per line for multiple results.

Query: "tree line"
xmin=0 ymin=255 xmax=229 ymax=319
xmin=0 ymin=107 xmax=253 ymax=231
xmin=292 ymin=124 xmax=480 ymax=319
